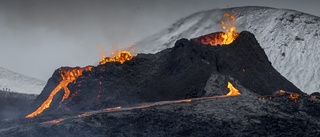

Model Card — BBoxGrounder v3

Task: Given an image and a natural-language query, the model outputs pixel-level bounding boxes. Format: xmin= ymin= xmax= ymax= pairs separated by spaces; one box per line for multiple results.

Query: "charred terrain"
xmin=1 ymin=31 xmax=320 ymax=137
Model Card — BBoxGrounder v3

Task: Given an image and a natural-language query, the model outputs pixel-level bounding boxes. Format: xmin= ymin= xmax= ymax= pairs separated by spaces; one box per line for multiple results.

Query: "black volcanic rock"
xmin=3 ymin=31 xmax=320 ymax=137
xmin=27 ymin=31 xmax=302 ymax=116
xmin=2 ymin=89 xmax=320 ymax=137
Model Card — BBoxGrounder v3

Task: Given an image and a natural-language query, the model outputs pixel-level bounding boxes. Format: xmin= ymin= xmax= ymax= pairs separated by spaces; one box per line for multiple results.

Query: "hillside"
xmin=0 ymin=67 xmax=45 ymax=94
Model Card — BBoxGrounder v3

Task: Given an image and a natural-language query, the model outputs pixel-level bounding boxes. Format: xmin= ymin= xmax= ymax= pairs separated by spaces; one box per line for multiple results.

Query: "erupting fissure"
xmin=195 ymin=12 xmax=239 ymax=46
xmin=100 ymin=50 xmax=133 ymax=65
xmin=220 ymin=13 xmax=239 ymax=44
xmin=40 ymin=80 xmax=240 ymax=122
xmin=98 ymin=46 xmax=135 ymax=65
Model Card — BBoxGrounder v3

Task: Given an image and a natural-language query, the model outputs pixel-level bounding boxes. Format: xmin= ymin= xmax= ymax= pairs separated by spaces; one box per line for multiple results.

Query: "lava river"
xmin=41 ymin=82 xmax=241 ymax=124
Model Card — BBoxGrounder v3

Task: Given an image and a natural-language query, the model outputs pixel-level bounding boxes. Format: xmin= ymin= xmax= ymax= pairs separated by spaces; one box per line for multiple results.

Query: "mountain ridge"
xmin=0 ymin=67 xmax=45 ymax=94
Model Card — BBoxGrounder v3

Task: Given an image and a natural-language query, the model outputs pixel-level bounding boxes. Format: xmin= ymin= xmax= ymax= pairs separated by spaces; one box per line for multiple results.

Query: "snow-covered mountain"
xmin=0 ymin=67 xmax=45 ymax=94
xmin=136 ymin=6 xmax=320 ymax=94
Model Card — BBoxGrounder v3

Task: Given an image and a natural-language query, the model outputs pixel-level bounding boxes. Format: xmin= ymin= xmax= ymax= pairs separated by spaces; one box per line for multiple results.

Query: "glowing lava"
xmin=259 ymin=90 xmax=300 ymax=103
xmin=220 ymin=13 xmax=239 ymax=44
xmin=25 ymin=66 xmax=93 ymax=118
xmin=289 ymin=93 xmax=299 ymax=103
xmin=226 ymin=82 xmax=240 ymax=96
xmin=99 ymin=50 xmax=133 ymax=65
xmin=42 ymin=118 xmax=65 ymax=124
xmin=195 ymin=12 xmax=239 ymax=46
xmin=102 ymin=106 xmax=122 ymax=111
xmin=40 ymin=81 xmax=241 ymax=124
xmin=98 ymin=46 xmax=135 ymax=65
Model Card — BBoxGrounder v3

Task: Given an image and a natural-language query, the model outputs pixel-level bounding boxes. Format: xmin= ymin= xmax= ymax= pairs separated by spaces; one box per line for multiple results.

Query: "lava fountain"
xmin=99 ymin=46 xmax=135 ymax=65
xmin=99 ymin=50 xmax=133 ymax=65
xmin=194 ymin=12 xmax=239 ymax=46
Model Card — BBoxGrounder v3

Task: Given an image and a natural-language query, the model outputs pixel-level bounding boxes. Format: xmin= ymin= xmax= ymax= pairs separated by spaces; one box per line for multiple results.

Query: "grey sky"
xmin=0 ymin=0 xmax=319 ymax=80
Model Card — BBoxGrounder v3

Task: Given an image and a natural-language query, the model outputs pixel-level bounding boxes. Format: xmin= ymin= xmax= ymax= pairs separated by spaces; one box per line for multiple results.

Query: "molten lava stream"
xmin=25 ymin=67 xmax=92 ymax=118
xmin=42 ymin=82 xmax=241 ymax=123
xmin=42 ymin=118 xmax=65 ymax=124
xmin=101 ymin=82 xmax=240 ymax=112
xmin=25 ymin=81 xmax=70 ymax=118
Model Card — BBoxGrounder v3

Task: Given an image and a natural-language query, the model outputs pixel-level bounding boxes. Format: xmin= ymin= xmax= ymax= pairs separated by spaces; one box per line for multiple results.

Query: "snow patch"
xmin=0 ymin=67 xmax=45 ymax=94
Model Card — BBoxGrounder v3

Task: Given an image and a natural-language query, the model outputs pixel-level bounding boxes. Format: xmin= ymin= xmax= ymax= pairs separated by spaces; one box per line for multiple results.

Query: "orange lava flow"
xmin=102 ymin=106 xmax=122 ymax=111
xmin=42 ymin=118 xmax=65 ymax=124
xmin=226 ymin=82 xmax=240 ymax=96
xmin=25 ymin=66 xmax=93 ymax=118
xmin=101 ymin=83 xmax=239 ymax=112
xmin=77 ymin=112 xmax=93 ymax=118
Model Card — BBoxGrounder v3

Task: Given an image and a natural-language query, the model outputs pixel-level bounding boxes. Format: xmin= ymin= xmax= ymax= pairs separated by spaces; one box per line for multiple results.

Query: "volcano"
xmin=1 ymin=31 xmax=320 ymax=136
xmin=25 ymin=31 xmax=303 ymax=117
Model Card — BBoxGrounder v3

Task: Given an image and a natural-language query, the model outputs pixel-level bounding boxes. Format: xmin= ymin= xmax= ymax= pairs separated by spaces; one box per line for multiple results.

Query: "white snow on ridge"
xmin=0 ymin=67 xmax=45 ymax=94
xmin=136 ymin=6 xmax=320 ymax=94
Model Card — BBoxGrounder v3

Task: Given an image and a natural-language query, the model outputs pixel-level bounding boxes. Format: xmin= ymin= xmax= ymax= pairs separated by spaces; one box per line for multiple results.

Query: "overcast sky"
xmin=0 ymin=0 xmax=319 ymax=80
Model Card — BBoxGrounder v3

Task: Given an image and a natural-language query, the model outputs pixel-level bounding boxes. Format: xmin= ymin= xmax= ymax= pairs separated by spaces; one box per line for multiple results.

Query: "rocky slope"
xmin=136 ymin=6 xmax=320 ymax=94
xmin=1 ymin=89 xmax=320 ymax=137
